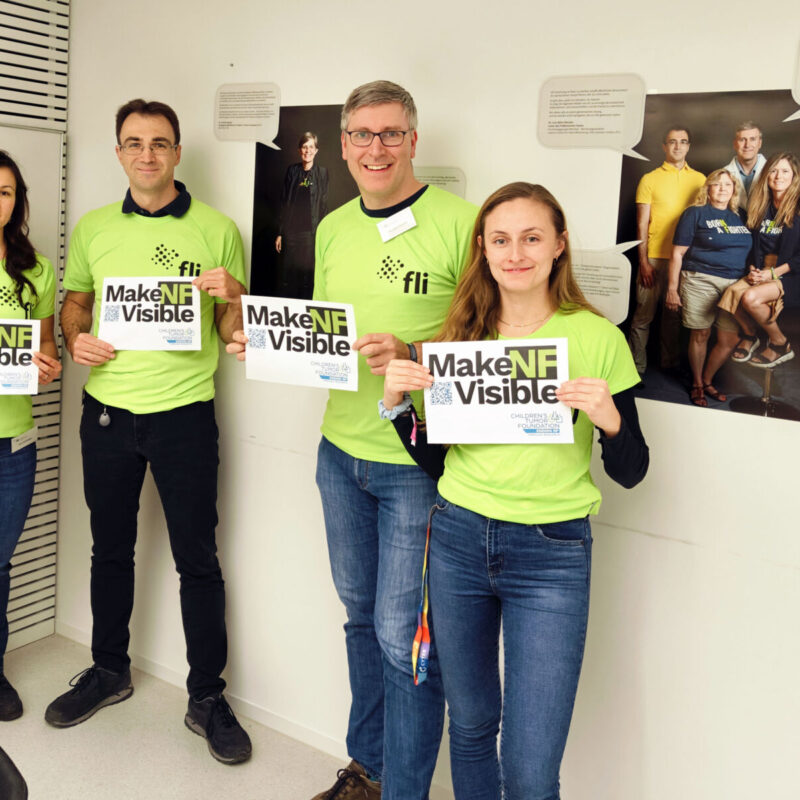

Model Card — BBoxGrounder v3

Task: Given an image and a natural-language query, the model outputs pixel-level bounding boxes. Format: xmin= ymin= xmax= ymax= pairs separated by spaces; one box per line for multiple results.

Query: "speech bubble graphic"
xmin=572 ymin=242 xmax=638 ymax=325
xmin=784 ymin=48 xmax=800 ymax=122
xmin=538 ymin=74 xmax=647 ymax=160
xmin=215 ymin=82 xmax=281 ymax=149
xmin=413 ymin=166 xmax=466 ymax=198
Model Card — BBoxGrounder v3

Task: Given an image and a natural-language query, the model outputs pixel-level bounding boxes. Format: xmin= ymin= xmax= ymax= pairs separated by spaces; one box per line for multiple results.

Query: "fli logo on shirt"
xmin=375 ymin=255 xmax=428 ymax=295
xmin=151 ymin=243 xmax=204 ymax=277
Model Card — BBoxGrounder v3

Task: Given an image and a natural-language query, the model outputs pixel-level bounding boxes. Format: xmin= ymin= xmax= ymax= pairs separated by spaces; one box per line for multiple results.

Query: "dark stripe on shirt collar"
xmin=122 ymin=180 xmax=191 ymax=218
xmin=359 ymin=185 xmax=428 ymax=219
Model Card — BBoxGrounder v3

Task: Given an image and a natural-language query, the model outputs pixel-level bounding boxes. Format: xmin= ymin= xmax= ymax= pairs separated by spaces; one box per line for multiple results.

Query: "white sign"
xmin=573 ymin=241 xmax=637 ymax=324
xmin=214 ymin=82 xmax=281 ymax=149
xmin=0 ymin=318 xmax=40 ymax=395
xmin=423 ymin=338 xmax=573 ymax=444
xmin=538 ymin=74 xmax=647 ymax=160
xmin=243 ymin=295 xmax=358 ymax=391
xmin=413 ymin=167 xmax=467 ymax=198
xmin=97 ymin=277 xmax=201 ymax=350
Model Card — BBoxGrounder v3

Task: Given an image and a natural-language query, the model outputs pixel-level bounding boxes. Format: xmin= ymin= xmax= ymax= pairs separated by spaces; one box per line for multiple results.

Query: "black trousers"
xmin=80 ymin=392 xmax=227 ymax=698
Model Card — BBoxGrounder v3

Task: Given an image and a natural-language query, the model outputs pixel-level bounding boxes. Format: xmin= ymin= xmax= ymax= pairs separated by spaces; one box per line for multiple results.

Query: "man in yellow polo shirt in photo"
xmin=629 ymin=126 xmax=705 ymax=375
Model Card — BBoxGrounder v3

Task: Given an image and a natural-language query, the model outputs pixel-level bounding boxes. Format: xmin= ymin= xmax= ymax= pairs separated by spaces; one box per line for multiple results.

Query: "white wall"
xmin=57 ymin=2 xmax=800 ymax=798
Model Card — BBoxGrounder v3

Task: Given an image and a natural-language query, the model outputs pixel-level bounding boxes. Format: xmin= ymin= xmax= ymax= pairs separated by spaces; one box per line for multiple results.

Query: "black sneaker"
xmin=0 ymin=675 xmax=22 ymax=721
xmin=44 ymin=665 xmax=133 ymax=728
xmin=0 ymin=745 xmax=27 ymax=800
xmin=184 ymin=694 xmax=252 ymax=764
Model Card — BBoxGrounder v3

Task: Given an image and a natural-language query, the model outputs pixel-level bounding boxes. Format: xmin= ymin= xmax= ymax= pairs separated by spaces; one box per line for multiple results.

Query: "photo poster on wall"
xmin=250 ymin=105 xmax=358 ymax=300
xmin=617 ymin=89 xmax=800 ymax=421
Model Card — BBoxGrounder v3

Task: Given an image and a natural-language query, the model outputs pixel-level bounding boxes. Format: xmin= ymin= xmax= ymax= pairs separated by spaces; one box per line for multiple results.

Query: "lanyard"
xmin=412 ymin=503 xmax=434 ymax=686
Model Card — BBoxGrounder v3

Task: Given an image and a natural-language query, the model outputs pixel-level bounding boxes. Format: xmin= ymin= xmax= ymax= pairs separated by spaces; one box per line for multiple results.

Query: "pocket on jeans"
xmin=535 ymin=517 xmax=589 ymax=544
xmin=433 ymin=494 xmax=450 ymax=513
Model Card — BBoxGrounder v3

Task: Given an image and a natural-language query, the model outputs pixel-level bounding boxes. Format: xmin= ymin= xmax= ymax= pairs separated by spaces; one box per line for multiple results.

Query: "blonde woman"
xmin=721 ymin=152 xmax=800 ymax=367
xmin=665 ymin=169 xmax=751 ymax=405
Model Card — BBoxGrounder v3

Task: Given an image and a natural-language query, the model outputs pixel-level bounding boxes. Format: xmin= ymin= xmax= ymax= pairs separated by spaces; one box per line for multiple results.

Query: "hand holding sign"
xmin=353 ymin=333 xmax=409 ymax=376
xmin=226 ymin=329 xmax=248 ymax=361
xmin=555 ymin=377 xmax=620 ymax=436
xmin=70 ymin=332 xmax=115 ymax=366
xmin=32 ymin=351 xmax=62 ymax=385
xmin=384 ymin=359 xmax=433 ymax=407
xmin=193 ymin=266 xmax=244 ymax=302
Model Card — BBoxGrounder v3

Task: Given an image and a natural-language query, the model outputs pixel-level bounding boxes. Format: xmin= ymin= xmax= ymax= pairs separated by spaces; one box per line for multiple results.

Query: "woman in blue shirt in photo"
xmin=665 ymin=169 xmax=751 ymax=406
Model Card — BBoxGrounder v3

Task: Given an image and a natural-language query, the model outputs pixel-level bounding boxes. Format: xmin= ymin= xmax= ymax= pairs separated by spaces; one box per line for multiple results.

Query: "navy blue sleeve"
xmin=673 ymin=206 xmax=699 ymax=247
xmin=597 ymin=388 xmax=649 ymax=488
xmin=777 ymin=214 xmax=800 ymax=273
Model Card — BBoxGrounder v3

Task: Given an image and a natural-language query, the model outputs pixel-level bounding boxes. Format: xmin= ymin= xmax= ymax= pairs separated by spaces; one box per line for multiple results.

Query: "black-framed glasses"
xmin=345 ymin=130 xmax=409 ymax=148
xmin=119 ymin=142 xmax=178 ymax=155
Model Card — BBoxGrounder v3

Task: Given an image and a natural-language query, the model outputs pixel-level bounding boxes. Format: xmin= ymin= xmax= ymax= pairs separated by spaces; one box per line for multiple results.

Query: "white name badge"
xmin=11 ymin=426 xmax=37 ymax=453
xmin=377 ymin=207 xmax=417 ymax=243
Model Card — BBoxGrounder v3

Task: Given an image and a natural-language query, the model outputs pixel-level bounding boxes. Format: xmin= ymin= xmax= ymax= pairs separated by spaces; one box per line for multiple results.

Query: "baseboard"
xmin=54 ymin=623 xmax=454 ymax=798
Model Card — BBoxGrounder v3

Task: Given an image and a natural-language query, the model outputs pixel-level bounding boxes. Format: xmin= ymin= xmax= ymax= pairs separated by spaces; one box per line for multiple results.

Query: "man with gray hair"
xmin=723 ymin=122 xmax=766 ymax=209
xmin=311 ymin=80 xmax=476 ymax=799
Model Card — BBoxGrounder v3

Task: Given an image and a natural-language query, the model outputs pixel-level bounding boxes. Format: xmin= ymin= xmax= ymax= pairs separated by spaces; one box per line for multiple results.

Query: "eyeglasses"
xmin=119 ymin=142 xmax=178 ymax=155
xmin=345 ymin=130 xmax=409 ymax=148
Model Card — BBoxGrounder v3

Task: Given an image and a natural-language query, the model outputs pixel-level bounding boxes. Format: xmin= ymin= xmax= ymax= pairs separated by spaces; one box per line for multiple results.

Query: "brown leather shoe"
xmin=311 ymin=760 xmax=381 ymax=799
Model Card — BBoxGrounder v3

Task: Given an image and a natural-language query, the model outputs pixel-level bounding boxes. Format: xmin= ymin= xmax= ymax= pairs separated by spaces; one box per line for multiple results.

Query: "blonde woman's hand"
xmin=383 ymin=359 xmax=433 ymax=408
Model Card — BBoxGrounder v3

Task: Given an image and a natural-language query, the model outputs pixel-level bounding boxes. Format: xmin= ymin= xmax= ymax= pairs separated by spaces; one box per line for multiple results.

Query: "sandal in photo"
xmin=750 ymin=340 xmax=794 ymax=369
xmin=690 ymin=385 xmax=707 ymax=407
xmin=731 ymin=333 xmax=759 ymax=363
xmin=703 ymin=383 xmax=727 ymax=402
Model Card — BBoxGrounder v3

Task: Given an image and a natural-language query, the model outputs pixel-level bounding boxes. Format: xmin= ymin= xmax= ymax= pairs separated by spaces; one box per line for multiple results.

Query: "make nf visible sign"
xmin=0 ymin=318 xmax=40 ymax=395
xmin=423 ymin=338 xmax=573 ymax=444
xmin=97 ymin=277 xmax=202 ymax=350
xmin=242 ymin=295 xmax=358 ymax=391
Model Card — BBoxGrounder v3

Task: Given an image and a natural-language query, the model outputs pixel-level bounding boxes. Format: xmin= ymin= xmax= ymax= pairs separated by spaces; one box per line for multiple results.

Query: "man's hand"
xmin=638 ymin=259 xmax=655 ymax=288
xmin=193 ymin=267 xmax=244 ymax=303
xmin=70 ymin=333 xmax=115 ymax=366
xmin=275 ymin=236 xmax=282 ymax=254
xmin=225 ymin=330 xmax=248 ymax=361
xmin=353 ymin=333 xmax=408 ymax=375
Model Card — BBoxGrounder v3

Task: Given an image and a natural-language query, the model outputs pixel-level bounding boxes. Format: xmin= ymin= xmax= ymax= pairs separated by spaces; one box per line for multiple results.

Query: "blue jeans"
xmin=0 ymin=437 xmax=37 ymax=672
xmin=80 ymin=392 xmax=226 ymax=698
xmin=429 ymin=497 xmax=591 ymax=800
xmin=316 ymin=437 xmax=444 ymax=800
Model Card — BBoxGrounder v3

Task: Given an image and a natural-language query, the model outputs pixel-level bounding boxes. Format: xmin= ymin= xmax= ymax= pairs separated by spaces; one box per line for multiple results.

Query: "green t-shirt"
xmin=314 ymin=186 xmax=477 ymax=464
xmin=0 ymin=254 xmax=56 ymax=438
xmin=63 ymin=198 xmax=245 ymax=413
xmin=437 ymin=309 xmax=640 ymax=524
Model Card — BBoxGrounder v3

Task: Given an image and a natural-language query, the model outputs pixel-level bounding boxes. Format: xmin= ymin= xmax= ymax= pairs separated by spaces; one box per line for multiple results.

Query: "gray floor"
xmin=0 ymin=635 xmax=342 ymax=799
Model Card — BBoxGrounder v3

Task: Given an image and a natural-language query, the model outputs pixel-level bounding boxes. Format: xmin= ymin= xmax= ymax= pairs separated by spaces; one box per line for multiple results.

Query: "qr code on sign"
xmin=247 ymin=328 xmax=266 ymax=349
xmin=429 ymin=381 xmax=453 ymax=405
xmin=103 ymin=305 xmax=120 ymax=322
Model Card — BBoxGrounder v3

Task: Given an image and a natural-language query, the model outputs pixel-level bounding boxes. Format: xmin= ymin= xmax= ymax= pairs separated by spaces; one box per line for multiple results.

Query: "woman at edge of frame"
xmin=721 ymin=151 xmax=800 ymax=368
xmin=0 ymin=150 xmax=61 ymax=722
xmin=378 ymin=182 xmax=649 ymax=800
